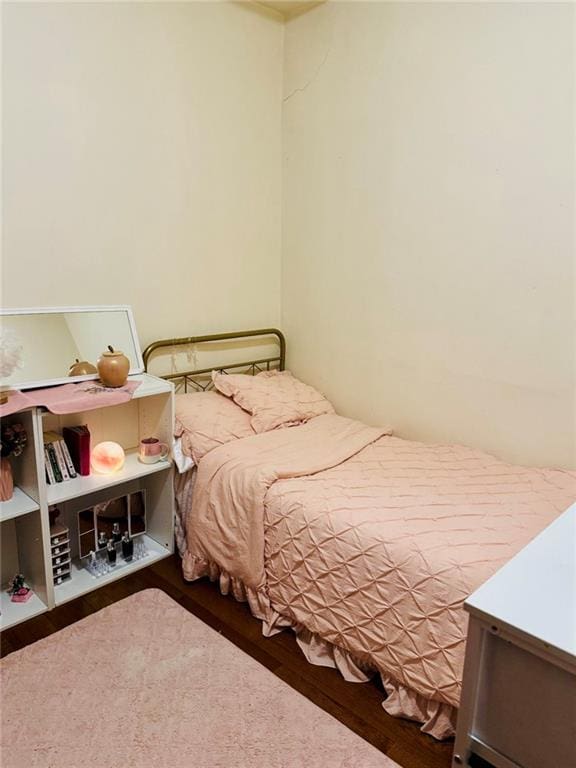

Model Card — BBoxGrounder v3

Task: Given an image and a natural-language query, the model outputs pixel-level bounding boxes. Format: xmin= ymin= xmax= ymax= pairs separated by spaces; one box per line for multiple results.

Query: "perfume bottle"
xmin=106 ymin=539 xmax=117 ymax=565
xmin=121 ymin=532 xmax=133 ymax=562
xmin=88 ymin=551 xmax=97 ymax=577
xmin=112 ymin=523 xmax=122 ymax=543
xmin=98 ymin=531 xmax=107 ymax=549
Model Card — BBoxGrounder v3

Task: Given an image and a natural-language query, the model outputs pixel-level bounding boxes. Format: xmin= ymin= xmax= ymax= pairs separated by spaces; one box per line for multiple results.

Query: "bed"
xmin=143 ymin=329 xmax=576 ymax=740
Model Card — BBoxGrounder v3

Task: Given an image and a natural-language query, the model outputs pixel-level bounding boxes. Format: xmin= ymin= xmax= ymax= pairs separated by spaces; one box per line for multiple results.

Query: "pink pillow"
xmin=212 ymin=370 xmax=335 ymax=433
xmin=175 ymin=391 xmax=255 ymax=463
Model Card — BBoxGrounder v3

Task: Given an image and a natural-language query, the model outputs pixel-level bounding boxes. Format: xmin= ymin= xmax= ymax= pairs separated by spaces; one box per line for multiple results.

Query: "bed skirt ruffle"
xmin=181 ymin=552 xmax=456 ymax=740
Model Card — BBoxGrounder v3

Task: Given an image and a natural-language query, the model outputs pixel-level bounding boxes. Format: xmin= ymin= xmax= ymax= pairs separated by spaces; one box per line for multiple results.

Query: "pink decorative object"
xmin=0 ymin=457 xmax=14 ymax=502
xmin=91 ymin=441 xmax=125 ymax=474
xmin=0 ymin=421 xmax=27 ymax=501
xmin=138 ymin=437 xmax=169 ymax=464
xmin=11 ymin=587 xmax=33 ymax=603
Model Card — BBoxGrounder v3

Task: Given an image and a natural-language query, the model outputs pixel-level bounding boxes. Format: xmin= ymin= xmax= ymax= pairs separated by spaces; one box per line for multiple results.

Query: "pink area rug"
xmin=1 ymin=589 xmax=400 ymax=768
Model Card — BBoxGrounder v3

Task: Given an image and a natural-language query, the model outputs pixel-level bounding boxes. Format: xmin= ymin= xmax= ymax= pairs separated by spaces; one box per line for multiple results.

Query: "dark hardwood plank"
xmin=0 ymin=555 xmax=454 ymax=768
xmin=274 ymin=665 xmax=393 ymax=754
xmin=0 ymin=612 xmax=57 ymax=652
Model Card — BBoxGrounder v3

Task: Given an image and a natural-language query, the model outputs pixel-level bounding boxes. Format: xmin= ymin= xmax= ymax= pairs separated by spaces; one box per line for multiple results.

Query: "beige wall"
xmin=1 ymin=1 xmax=283 ymax=348
xmin=3 ymin=1 xmax=574 ymax=469
xmin=282 ymin=2 xmax=575 ymax=468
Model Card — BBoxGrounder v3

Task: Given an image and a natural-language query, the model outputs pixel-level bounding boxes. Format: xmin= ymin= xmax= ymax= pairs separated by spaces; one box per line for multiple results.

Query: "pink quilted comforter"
xmin=182 ymin=414 xmax=576 ymax=736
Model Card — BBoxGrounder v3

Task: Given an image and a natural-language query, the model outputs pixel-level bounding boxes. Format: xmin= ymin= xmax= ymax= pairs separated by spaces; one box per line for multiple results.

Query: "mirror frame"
xmin=0 ymin=305 xmax=144 ymax=390
xmin=77 ymin=489 xmax=147 ymax=560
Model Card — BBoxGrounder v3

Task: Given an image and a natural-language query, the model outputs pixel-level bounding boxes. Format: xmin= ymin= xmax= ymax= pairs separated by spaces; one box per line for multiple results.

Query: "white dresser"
xmin=453 ymin=503 xmax=576 ymax=768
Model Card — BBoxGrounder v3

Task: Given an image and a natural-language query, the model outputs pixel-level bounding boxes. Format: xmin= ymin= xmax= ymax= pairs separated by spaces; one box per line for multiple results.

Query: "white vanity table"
xmin=0 ymin=307 xmax=174 ymax=631
xmin=453 ymin=503 xmax=576 ymax=768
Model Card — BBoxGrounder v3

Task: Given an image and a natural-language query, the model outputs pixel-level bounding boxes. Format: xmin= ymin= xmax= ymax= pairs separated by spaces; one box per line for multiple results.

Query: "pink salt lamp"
xmin=91 ymin=441 xmax=125 ymax=474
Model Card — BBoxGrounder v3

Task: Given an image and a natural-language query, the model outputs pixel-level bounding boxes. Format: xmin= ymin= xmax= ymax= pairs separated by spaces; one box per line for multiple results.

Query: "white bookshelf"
xmin=1 ymin=373 xmax=175 ymax=631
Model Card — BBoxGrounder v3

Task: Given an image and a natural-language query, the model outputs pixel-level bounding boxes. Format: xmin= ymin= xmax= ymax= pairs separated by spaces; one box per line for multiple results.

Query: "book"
xmin=43 ymin=430 xmax=62 ymax=444
xmin=45 ymin=443 xmax=63 ymax=483
xmin=44 ymin=447 xmax=56 ymax=485
xmin=43 ymin=431 xmax=71 ymax=482
xmin=52 ymin=440 xmax=70 ymax=481
xmin=58 ymin=440 xmax=77 ymax=479
xmin=62 ymin=425 xmax=91 ymax=476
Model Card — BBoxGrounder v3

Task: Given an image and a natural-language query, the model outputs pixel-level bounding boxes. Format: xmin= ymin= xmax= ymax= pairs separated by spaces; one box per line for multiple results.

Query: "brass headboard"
xmin=143 ymin=328 xmax=286 ymax=393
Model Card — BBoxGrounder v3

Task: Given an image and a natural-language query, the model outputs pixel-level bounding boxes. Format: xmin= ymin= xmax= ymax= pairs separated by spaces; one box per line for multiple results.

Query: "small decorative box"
xmin=11 ymin=587 xmax=33 ymax=603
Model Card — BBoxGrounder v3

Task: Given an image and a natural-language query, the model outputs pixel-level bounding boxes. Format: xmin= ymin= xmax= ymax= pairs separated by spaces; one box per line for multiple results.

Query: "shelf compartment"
xmin=0 ymin=486 xmax=40 ymax=523
xmin=46 ymin=450 xmax=171 ymax=505
xmin=53 ymin=534 xmax=170 ymax=606
xmin=1 ymin=510 xmax=50 ymax=621
xmin=0 ymin=589 xmax=48 ymax=631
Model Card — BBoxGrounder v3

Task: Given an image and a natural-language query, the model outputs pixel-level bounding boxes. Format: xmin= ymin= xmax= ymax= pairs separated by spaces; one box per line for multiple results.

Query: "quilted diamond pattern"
xmin=263 ymin=436 xmax=576 ymax=708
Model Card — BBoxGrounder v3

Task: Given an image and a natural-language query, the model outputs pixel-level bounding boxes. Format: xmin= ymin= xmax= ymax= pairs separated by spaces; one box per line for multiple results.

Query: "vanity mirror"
xmin=95 ymin=496 xmax=129 ymax=546
xmin=77 ymin=490 xmax=147 ymax=559
xmin=129 ymin=490 xmax=147 ymax=536
xmin=0 ymin=306 xmax=143 ymax=390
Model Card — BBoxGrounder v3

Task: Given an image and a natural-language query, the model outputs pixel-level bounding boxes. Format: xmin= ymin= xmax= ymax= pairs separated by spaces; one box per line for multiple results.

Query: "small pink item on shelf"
xmin=11 ymin=587 xmax=33 ymax=603
xmin=138 ymin=437 xmax=169 ymax=464
xmin=0 ymin=456 xmax=14 ymax=502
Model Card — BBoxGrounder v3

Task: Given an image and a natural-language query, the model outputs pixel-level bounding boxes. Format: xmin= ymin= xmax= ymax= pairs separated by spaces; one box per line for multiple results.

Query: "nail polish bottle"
xmin=112 ymin=522 xmax=122 ymax=543
xmin=107 ymin=539 xmax=117 ymax=565
xmin=122 ymin=532 xmax=133 ymax=562
xmin=98 ymin=531 xmax=107 ymax=549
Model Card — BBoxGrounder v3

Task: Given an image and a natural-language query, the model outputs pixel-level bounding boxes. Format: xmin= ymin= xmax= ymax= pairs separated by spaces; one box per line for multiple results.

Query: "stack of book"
xmin=44 ymin=431 xmax=78 ymax=484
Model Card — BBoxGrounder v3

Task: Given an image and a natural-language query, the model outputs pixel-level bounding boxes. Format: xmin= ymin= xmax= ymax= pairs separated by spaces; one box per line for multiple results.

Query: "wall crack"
xmin=283 ymin=45 xmax=332 ymax=103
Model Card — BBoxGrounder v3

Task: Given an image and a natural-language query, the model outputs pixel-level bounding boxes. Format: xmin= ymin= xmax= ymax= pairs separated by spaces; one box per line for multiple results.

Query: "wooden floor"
xmin=1 ymin=555 xmax=453 ymax=768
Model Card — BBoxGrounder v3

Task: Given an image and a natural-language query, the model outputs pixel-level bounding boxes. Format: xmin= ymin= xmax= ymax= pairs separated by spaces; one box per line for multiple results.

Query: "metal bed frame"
xmin=143 ymin=328 xmax=286 ymax=392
